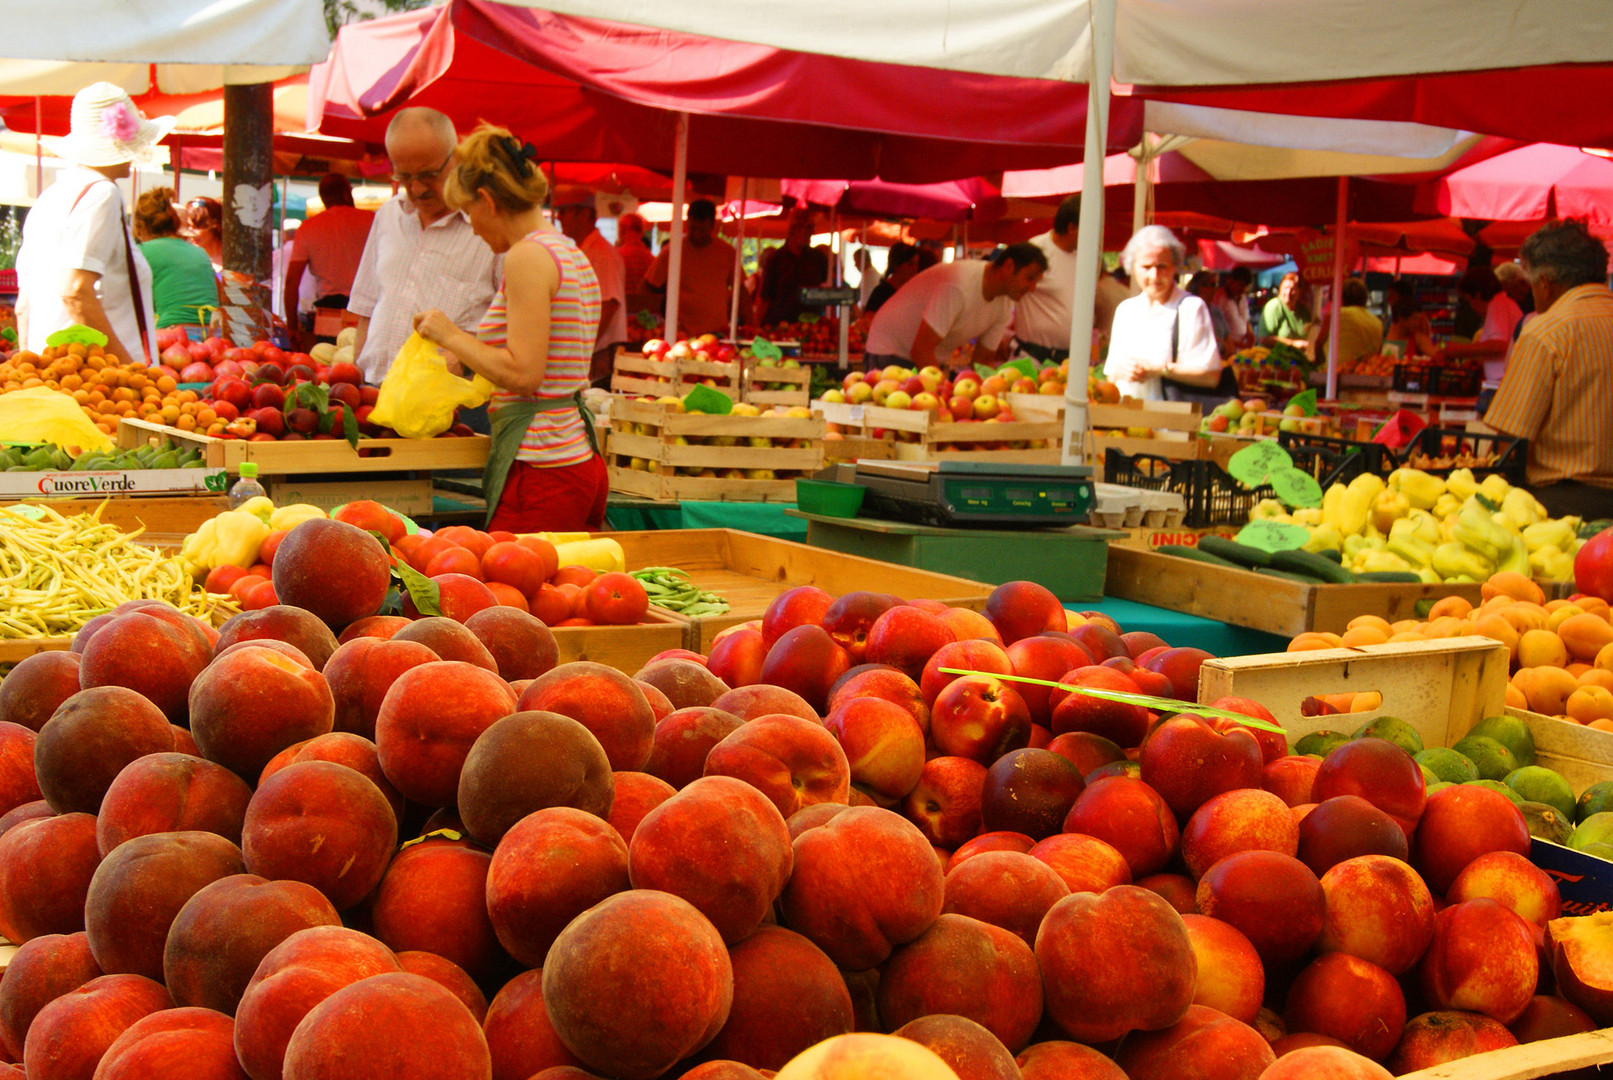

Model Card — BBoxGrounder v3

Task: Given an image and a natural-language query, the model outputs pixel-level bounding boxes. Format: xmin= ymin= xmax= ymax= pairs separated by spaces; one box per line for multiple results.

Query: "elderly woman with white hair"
xmin=1102 ymin=225 xmax=1227 ymax=402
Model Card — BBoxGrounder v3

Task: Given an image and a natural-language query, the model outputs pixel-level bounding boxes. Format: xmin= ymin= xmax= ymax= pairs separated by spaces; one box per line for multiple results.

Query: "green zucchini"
xmin=1270 ymin=548 xmax=1357 ymax=585
xmin=1196 ymin=536 xmax=1274 ymax=569
xmin=1315 ymin=547 xmax=1344 ymax=563
xmin=1352 ymin=571 xmax=1424 ymax=583
xmin=1157 ymin=544 xmax=1241 ymax=568
xmin=1257 ymin=567 xmax=1327 ymax=585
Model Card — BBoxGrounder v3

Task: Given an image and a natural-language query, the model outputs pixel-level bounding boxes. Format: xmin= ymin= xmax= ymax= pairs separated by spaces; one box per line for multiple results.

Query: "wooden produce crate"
xmin=814 ymin=400 xmax=1063 ymax=464
xmin=610 ymin=348 xmax=742 ymax=399
xmin=118 ymin=418 xmax=489 ymax=476
xmin=741 ymin=360 xmax=811 ymax=408
xmin=1394 ymin=1030 xmax=1613 ymax=1080
xmin=609 ymin=528 xmax=993 ymax=652
xmin=1106 ymin=545 xmax=1483 ymax=638
xmin=550 ymin=607 xmax=688 ymax=673
xmin=606 ymin=398 xmax=824 ymax=503
xmin=0 ymin=637 xmax=71 ymax=664
xmin=1087 ymin=400 xmax=1204 ymax=470
xmin=822 ymin=434 xmax=894 ymax=462
xmin=264 ymin=476 xmax=433 ymax=518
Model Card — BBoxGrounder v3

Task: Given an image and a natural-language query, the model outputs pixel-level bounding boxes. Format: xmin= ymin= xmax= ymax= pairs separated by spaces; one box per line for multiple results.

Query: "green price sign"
xmin=1269 ymin=466 xmax=1324 ymax=508
xmin=1236 ymin=520 xmax=1312 ymax=553
xmin=1226 ymin=441 xmax=1293 ymax=489
xmin=750 ymin=337 xmax=783 ymax=362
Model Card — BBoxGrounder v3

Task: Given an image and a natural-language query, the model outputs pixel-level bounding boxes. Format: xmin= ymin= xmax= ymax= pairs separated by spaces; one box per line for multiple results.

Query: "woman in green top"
xmin=133 ymin=187 xmax=220 ymax=331
xmin=1259 ymin=271 xmax=1313 ymax=351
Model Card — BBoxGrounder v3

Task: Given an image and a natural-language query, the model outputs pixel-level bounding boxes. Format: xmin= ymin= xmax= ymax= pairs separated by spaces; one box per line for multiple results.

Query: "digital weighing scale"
xmin=821 ymin=461 xmax=1095 ymax=528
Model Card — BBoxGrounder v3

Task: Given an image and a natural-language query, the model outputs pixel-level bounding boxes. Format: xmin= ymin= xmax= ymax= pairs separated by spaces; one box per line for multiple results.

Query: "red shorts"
xmin=488 ymin=454 xmax=608 ymax=533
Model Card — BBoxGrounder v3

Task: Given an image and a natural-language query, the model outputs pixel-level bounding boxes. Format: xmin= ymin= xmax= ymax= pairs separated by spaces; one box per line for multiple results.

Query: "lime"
xmin=1517 ymin=800 xmax=1575 ymax=845
xmin=1577 ymin=780 xmax=1613 ymax=824
xmin=1418 ymin=763 xmax=1438 ymax=787
xmin=1466 ymin=779 xmax=1527 ymax=806
xmin=1416 ymin=747 xmax=1480 ymax=785
xmin=1465 ymin=714 xmax=1536 ymax=769
xmin=1569 ymin=811 xmax=1613 ymax=852
xmin=1452 ymin=735 xmax=1520 ymax=782
xmin=1426 ymin=781 xmax=1451 ymax=797
xmin=1353 ymin=716 xmax=1424 ymax=756
xmin=1504 ymin=766 xmax=1577 ymax=822
xmin=1296 ymin=730 xmax=1349 ymax=759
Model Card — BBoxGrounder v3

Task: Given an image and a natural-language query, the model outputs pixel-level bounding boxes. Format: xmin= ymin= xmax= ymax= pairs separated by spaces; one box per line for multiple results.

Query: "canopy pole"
xmin=1325 ymin=176 xmax=1348 ymax=400
xmin=170 ymin=139 xmax=183 ymax=202
xmin=33 ymin=97 xmax=42 ymax=198
xmin=1132 ymin=137 xmax=1152 ymax=236
xmin=1062 ymin=0 xmax=1115 ymax=467
xmin=833 ymin=207 xmax=849 ymax=370
xmin=665 ymin=111 xmax=689 ymax=340
xmin=729 ymin=177 xmax=747 ymax=344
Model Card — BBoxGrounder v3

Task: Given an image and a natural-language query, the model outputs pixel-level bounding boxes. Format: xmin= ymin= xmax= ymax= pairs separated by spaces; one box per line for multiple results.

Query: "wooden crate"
xmin=1087 ymin=400 xmax=1205 ymax=471
xmin=1395 ymin=1030 xmax=1613 ymax=1080
xmin=609 ymin=528 xmax=993 ymax=651
xmin=610 ymin=348 xmax=742 ymax=399
xmin=118 ymin=418 xmax=488 ymax=476
xmin=0 ymin=637 xmax=71 ymax=664
xmin=550 ymin=607 xmax=688 ymax=673
xmin=741 ymin=360 xmax=811 ymax=408
xmin=1105 ymin=546 xmax=1484 ymax=638
xmin=264 ymin=476 xmax=433 ymax=518
xmin=814 ymin=400 xmax=1063 ymax=464
xmin=606 ymin=397 xmax=824 ymax=503
xmin=823 ymin=434 xmax=894 ymax=462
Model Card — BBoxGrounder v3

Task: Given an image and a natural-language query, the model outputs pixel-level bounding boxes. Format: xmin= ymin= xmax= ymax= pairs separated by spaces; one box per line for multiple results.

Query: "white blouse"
xmin=1102 ymin=287 xmax=1221 ymax=401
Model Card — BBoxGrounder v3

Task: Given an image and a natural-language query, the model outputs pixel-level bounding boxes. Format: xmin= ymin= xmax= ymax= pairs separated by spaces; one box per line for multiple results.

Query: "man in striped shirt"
xmin=348 ymin=108 xmax=501 ymax=391
xmin=1484 ymin=220 xmax=1613 ymax=520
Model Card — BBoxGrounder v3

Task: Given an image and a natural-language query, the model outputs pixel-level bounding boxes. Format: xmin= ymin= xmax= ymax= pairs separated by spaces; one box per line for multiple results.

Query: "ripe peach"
xmin=893 ymin=1014 xmax=1020 ymax=1080
xmin=1048 ymin=666 xmax=1150 ymax=747
xmin=712 ymin=683 xmax=820 ymax=723
xmin=821 ymin=591 xmax=903 ymax=663
xmin=1447 ymin=850 xmax=1562 ymax=927
xmin=1140 ymin=646 xmax=1216 ymax=701
xmin=1284 ymin=952 xmax=1406 ymax=1060
xmin=866 ymin=605 xmax=956 ymax=681
xmin=1262 ymin=755 xmax=1322 ymax=807
xmin=1114 ymin=1004 xmax=1275 ymax=1080
xmin=77 ymin=608 xmax=212 ymax=723
xmin=0 ymin=931 xmax=101 ymax=1061
xmin=704 ymin=713 xmax=850 ymax=819
xmin=980 ymin=748 xmax=1085 ymax=840
xmin=1311 ymin=737 xmax=1426 ymax=841
xmin=645 ymin=707 xmax=745 ymax=790
xmin=945 ymin=830 xmax=1037 ymax=871
xmin=281 ymin=972 xmax=491 ymax=1077
xmin=215 ymin=605 xmax=340 ymax=669
xmin=1035 ymin=885 xmax=1196 ymax=1044
xmin=1297 ymin=794 xmax=1409 ymax=877
xmin=543 ymin=891 xmax=733 ymax=1080
xmin=707 ymin=628 xmax=767 ymax=688
xmin=880 ymin=914 xmax=1042 ymax=1051
xmin=606 ymin=770 xmax=676 ymax=845
xmin=1385 ymin=1010 xmax=1518 ymax=1073
xmin=827 ymin=666 xmax=929 ymax=734
xmin=272 ymin=518 xmax=391 ymax=630
xmin=1046 ymin=730 xmax=1126 ymax=776
xmin=1412 ymin=784 xmax=1531 ymax=895
xmin=761 ymin=585 xmax=835 ymax=647
xmin=96 ymin=753 xmax=252 ymax=856
xmin=941 ymin=607 xmax=1005 ymax=647
xmin=375 ymin=660 xmax=515 ymax=807
xmin=825 ymin=696 xmax=926 ymax=803
xmin=322 ymin=637 xmax=441 ymax=744
xmin=1180 ymin=914 xmax=1264 ymax=1024
xmin=1508 ymin=993 xmax=1598 ymax=1044
xmin=21 ymin=973 xmax=173 ymax=1080
xmin=395 ymin=951 xmax=486 ymax=1024
xmin=920 ymin=639 xmax=1014 ymax=709
xmin=1418 ymin=898 xmax=1538 ymax=1024
xmin=369 ymin=836 xmax=506 ymax=981
xmin=1016 ymin=1041 xmax=1128 ymax=1080
xmin=774 ymin=1033 xmax=959 ymax=1080
xmin=985 ymin=581 xmax=1066 ymax=645
xmin=1138 ymin=872 xmax=1198 ymax=914
xmin=1181 ymin=786 xmax=1299 ymax=879
xmin=634 ymin=658 xmax=729 ymax=710
xmin=942 ymin=850 xmax=1068 ymax=949
xmin=901 ymin=755 xmax=986 ymax=848
xmin=780 ymin=806 xmax=945 ymax=970
xmin=242 ymin=760 xmax=397 ymax=911
xmin=482 ymin=968 xmax=583 ymax=1080
xmin=1259 ymin=1045 xmax=1393 ymax=1079
xmin=189 ymin=645 xmax=335 ymax=781
xmin=519 ymin=662 xmax=656 ymax=772
xmin=1003 ymin=635 xmax=1092 ymax=725
xmin=1029 ymin=832 xmax=1131 ymax=894
xmin=391 ymin=615 xmax=496 ymax=669
xmin=31 ymin=687 xmax=170 ymax=816
xmin=0 ymin=650 xmax=82 ymax=731
xmin=1196 ymin=851 xmax=1326 ymax=970
xmin=464 ymin=605 xmax=559 ymax=681
xmin=703 ymin=924 xmax=855 ymax=1072
xmin=1316 ymin=853 xmax=1435 ymax=975
xmin=486 ymin=806 xmax=628 ymax=968
xmin=1061 ymin=776 xmax=1180 ymax=878
xmin=458 ymin=710 xmax=613 ymax=847
xmin=760 ymin=625 xmax=852 ymax=713
xmin=0 ymin=811 xmax=100 ymax=942
xmin=931 ymin=675 xmax=1032 ymax=764
xmin=259 ymin=731 xmax=404 ymax=826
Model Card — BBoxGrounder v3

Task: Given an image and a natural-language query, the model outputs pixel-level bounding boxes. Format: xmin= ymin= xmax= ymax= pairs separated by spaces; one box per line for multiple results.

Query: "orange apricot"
xmin=1566 ymin=685 xmax=1613 ymax=724
xmin=1557 ymin=613 xmax=1613 ymax=662
xmin=1513 ymin=666 xmax=1580 ymax=717
xmin=1428 ymin=595 xmax=1474 ymax=620
xmin=1482 ymin=571 xmax=1546 ymax=606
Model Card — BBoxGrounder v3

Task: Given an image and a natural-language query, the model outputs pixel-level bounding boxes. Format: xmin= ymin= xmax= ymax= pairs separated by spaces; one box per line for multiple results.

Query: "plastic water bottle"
xmin=228 ymin=462 xmax=267 ymax=509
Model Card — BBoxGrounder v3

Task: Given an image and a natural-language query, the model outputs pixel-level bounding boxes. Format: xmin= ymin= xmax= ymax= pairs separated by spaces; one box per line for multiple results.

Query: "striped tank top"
xmin=481 ymin=228 xmax=601 ymax=467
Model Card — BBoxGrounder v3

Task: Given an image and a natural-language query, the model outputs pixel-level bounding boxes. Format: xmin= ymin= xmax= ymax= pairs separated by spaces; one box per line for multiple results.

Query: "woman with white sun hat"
xmin=15 ymin=82 xmax=175 ymax=365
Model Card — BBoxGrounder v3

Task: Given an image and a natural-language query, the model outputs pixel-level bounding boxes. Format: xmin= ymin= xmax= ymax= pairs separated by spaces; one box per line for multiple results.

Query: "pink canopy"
xmin=1416 ymin=143 xmax=1613 ymax=229
xmin=780 ymin=178 xmax=1007 ymax=223
xmin=309 ymin=0 xmax=1144 ymax=182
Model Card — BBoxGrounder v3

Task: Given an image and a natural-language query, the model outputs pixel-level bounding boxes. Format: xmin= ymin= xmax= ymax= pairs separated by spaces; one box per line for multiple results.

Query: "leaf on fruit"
xmin=937 ymin=668 xmax=1287 ymax=734
xmin=393 ymin=558 xmax=441 ymax=617
xmin=340 ymin=404 xmax=359 ymax=450
xmin=399 ymin=828 xmax=461 ymax=851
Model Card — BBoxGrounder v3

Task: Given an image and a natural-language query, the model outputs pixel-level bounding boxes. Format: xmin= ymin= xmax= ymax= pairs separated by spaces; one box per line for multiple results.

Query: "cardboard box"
xmin=0 ymin=468 xmax=227 ymax=498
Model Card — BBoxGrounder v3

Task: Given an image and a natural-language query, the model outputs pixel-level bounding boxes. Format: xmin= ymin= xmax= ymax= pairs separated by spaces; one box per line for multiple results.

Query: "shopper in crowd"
xmin=756 ymin=208 xmax=830 ymax=326
xmin=348 ymin=107 xmax=501 ymax=393
xmin=1319 ymin=277 xmax=1385 ymax=368
xmin=1385 ymin=295 xmax=1438 ymax=357
xmin=864 ymin=242 xmax=1046 ymax=373
xmin=643 ymin=199 xmax=735 ymax=338
xmin=1494 ymin=260 xmax=1536 ymax=318
xmin=1187 ymin=271 xmax=1231 ymax=357
xmin=16 ymin=82 xmax=170 ymax=364
xmin=282 ymin=173 xmax=375 ymax=349
xmin=1483 ymin=219 xmax=1613 ymax=520
xmin=1013 ymin=194 xmax=1084 ymax=364
xmin=854 ymin=248 xmax=881 ymax=308
xmin=1259 ymin=271 xmax=1314 ymax=352
xmin=552 ymin=184 xmax=627 ymax=384
xmin=182 ymin=196 xmax=224 ymax=273
xmin=1213 ymin=266 xmax=1255 ymax=349
xmin=1439 ymin=264 xmax=1524 ymax=373
xmin=132 ymin=187 xmax=220 ymax=333
xmin=1102 ymin=225 xmax=1227 ymax=403
xmin=413 ymin=124 xmax=605 ymax=533
xmin=863 ymin=242 xmax=919 ymax=315
xmin=616 ymin=211 xmax=654 ymax=296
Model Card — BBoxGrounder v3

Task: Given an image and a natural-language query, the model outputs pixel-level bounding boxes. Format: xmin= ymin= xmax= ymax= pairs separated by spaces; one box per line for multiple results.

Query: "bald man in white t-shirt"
xmin=864 ymin=243 xmax=1047 ymax=372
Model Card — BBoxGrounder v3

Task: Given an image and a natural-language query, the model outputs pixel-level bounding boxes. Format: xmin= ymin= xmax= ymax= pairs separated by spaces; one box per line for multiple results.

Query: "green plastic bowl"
xmin=795 ymin=479 xmax=865 ymax=518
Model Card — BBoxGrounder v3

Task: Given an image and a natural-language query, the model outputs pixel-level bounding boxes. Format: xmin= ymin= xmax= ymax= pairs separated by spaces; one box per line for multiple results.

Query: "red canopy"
xmin=309 ymin=0 xmax=1144 ymax=182
xmin=780 ymin=178 xmax=1007 ymax=223
xmin=1416 ymin=143 xmax=1613 ymax=229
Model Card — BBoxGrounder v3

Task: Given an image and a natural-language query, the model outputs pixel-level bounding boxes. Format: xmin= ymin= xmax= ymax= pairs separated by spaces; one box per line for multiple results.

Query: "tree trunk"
xmin=221 ymin=83 xmax=274 ymax=346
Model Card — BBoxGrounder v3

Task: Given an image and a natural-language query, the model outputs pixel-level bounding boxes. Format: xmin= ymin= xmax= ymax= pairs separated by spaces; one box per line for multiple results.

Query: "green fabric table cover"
xmin=1071 ymin=597 xmax=1289 ymax=657
xmin=606 ymin=501 xmax=808 ymax=541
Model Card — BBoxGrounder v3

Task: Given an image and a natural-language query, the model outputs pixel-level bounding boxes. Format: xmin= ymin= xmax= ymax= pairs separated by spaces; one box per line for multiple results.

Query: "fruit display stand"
xmin=609 ymin=349 xmax=742 ymax=398
xmin=118 ymin=418 xmax=490 ymax=517
xmin=739 ymin=360 xmax=811 ymax=408
xmin=813 ymin=400 xmax=1063 ymax=464
xmin=1087 ymin=400 xmax=1205 ymax=469
xmin=609 ymin=528 xmax=994 ymax=651
xmin=605 ymin=398 xmax=825 ymax=503
xmin=549 ymin=607 xmax=688 ymax=671
xmin=1106 ymin=545 xmax=1484 ymax=637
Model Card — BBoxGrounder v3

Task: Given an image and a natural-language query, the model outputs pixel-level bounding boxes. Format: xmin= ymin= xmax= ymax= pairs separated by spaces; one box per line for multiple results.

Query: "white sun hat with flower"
xmin=43 ymin=82 xmax=176 ymax=168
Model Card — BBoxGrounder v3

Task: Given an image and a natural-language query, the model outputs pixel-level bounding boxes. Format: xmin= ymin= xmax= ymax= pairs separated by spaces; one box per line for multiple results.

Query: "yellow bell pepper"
xmin=1496 ymin=534 xmax=1531 ymax=576
xmin=1453 ymin=497 xmax=1513 ymax=565
xmin=1432 ymin=492 xmax=1463 ymax=521
xmin=1500 ymin=488 xmax=1544 ymax=531
xmin=1348 ymin=472 xmax=1386 ymax=504
xmin=1389 ymin=468 xmax=1446 ymax=510
xmin=1359 ymin=550 xmax=1415 ymax=574
xmin=1386 ymin=533 xmax=1435 ymax=569
xmin=1406 ymin=509 xmax=1442 ymax=546
xmin=1303 ymin=523 xmax=1343 ymax=553
xmin=1336 ymin=484 xmax=1373 ymax=537
xmin=1530 ymin=545 xmax=1576 ymax=582
xmin=269 ymin=503 xmax=328 ymax=532
xmin=1479 ymin=473 xmax=1513 ymax=506
xmin=1251 ymin=498 xmax=1289 ymax=522
xmin=1371 ymin=490 xmax=1410 ymax=535
xmin=1432 ymin=541 xmax=1493 ymax=582
xmin=1445 ymin=468 xmax=1479 ymax=501
xmin=1292 ymin=507 xmax=1322 ymax=527
xmin=1523 ymin=519 xmax=1577 ymax=554
xmin=1320 ymin=484 xmax=1348 ymax=531
xmin=237 ymin=495 xmax=276 ymax=523
xmin=1417 ymin=567 xmax=1442 ymax=584
xmin=212 ymin=510 xmax=271 ymax=569
xmin=181 ymin=518 xmax=219 ymax=575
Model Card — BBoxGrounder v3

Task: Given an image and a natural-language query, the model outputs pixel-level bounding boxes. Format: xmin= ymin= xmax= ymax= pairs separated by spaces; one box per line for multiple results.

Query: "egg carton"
xmin=1089 ymin=482 xmax=1185 ymax=529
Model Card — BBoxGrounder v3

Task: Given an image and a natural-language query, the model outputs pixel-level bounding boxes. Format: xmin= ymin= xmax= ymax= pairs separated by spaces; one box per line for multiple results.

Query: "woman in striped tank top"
xmin=413 ymin=124 xmax=607 ymax=531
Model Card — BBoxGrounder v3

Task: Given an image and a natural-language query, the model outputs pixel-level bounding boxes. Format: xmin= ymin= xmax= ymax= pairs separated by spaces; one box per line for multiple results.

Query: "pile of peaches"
xmin=0 ymin=531 xmax=1605 ymax=1080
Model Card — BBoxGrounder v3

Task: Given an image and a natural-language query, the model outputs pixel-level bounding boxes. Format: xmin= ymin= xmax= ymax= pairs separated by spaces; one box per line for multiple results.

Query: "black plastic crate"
xmin=1276 ymin=430 xmax=1395 ymax=487
xmin=1399 ymin=426 xmax=1528 ymax=485
xmin=1104 ymin=449 xmax=1268 ymax=528
xmin=1392 ymin=363 xmax=1482 ymax=397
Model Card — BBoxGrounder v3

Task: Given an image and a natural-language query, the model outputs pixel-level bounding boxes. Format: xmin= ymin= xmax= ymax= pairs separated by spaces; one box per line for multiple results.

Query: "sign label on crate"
xmin=1235 ymin=520 xmax=1311 ymax=552
xmin=1227 ymin=442 xmax=1293 ymax=489
xmin=1269 ymin=466 xmax=1324 ymax=509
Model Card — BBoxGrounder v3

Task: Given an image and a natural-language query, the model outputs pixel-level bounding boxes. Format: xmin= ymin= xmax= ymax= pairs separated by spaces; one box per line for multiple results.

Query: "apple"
xmin=918 ymin=367 xmax=944 ymax=393
xmin=900 ymin=376 xmax=925 ymax=396
xmin=843 ymin=371 xmax=867 ymax=391
xmin=953 ymin=378 xmax=981 ymax=400
xmin=886 ymin=390 xmax=913 ymax=410
xmin=911 ymin=392 xmax=940 ymax=413
xmin=972 ymin=394 xmax=1000 ymax=420
xmin=881 ymin=365 xmax=909 ymax=382
xmin=947 ymin=396 xmax=974 ymax=422
xmin=847 ymin=382 xmax=874 ymax=404
xmin=821 ymin=389 xmax=846 ymax=404
xmin=872 ymin=380 xmax=901 ymax=406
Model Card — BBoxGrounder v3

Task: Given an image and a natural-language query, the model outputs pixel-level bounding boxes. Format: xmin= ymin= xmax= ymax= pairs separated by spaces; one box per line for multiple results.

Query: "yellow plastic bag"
xmin=367 ymin=333 xmax=494 ymax=439
xmin=0 ymin=387 xmax=113 ymax=453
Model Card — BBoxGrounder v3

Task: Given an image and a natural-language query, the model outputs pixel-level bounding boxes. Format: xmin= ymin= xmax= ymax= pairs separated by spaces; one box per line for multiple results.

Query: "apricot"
xmin=1566 ymin=685 xmax=1613 ymax=723
xmin=1516 ymin=629 xmax=1570 ymax=670
xmin=1339 ymin=625 xmax=1387 ymax=647
xmin=1428 ymin=595 xmax=1473 ymax=620
xmin=1483 ymin=571 xmax=1545 ymax=605
xmin=1558 ymin=613 xmax=1613 ymax=662
xmin=1345 ymin=614 xmax=1393 ymax=635
xmin=1472 ymin=613 xmax=1520 ymax=658
xmin=1580 ymin=668 xmax=1613 ymax=691
xmin=1514 ymin=666 xmax=1579 ymax=716
xmin=1505 ymin=682 xmax=1528 ymax=709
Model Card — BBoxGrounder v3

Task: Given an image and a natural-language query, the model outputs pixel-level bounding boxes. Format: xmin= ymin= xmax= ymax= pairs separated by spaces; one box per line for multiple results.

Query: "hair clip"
xmin=497 ymin=135 xmax=539 ymax=176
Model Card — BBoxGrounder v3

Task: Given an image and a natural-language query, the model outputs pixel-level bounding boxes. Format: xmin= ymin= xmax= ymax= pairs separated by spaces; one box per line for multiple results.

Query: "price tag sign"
xmin=1289 ymin=388 xmax=1319 ymax=416
xmin=750 ymin=337 xmax=783 ymax=362
xmin=847 ymin=405 xmax=866 ymax=423
xmin=682 ymin=385 xmax=733 ymax=415
xmin=1269 ymin=466 xmax=1324 ymax=508
xmin=46 ymin=324 xmax=108 ymax=348
xmin=1226 ymin=441 xmax=1293 ymax=489
xmin=1236 ymin=520 xmax=1311 ymax=552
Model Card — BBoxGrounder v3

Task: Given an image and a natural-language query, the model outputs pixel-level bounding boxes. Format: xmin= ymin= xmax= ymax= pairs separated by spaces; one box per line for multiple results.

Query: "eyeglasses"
xmin=390 ymin=151 xmax=453 ymax=187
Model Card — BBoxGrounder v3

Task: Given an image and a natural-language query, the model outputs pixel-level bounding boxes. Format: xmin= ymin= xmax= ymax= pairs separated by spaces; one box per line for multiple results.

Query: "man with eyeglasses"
xmin=348 ymin=108 xmax=500 ymax=394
